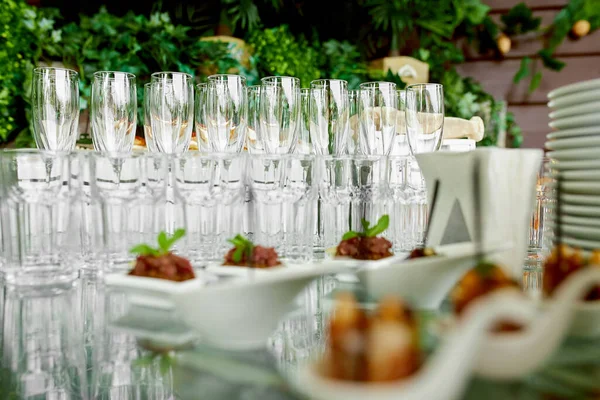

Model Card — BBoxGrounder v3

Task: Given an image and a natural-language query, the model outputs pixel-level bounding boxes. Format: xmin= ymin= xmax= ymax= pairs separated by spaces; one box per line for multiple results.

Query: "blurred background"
xmin=2 ymin=0 xmax=598 ymax=149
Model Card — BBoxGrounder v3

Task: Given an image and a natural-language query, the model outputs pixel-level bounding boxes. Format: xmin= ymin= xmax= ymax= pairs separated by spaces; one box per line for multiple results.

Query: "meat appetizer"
xmin=543 ymin=244 xmax=600 ymax=301
xmin=128 ymin=229 xmax=195 ymax=282
xmin=451 ymin=262 xmax=522 ymax=332
xmin=407 ymin=247 xmax=437 ymax=259
xmin=319 ymin=292 xmax=421 ymax=382
xmin=335 ymin=215 xmax=393 ymax=261
xmin=223 ymin=234 xmax=282 ymax=268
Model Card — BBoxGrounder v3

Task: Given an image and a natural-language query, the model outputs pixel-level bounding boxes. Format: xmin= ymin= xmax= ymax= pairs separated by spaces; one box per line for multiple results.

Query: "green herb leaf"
xmin=232 ymin=246 xmax=244 ymax=263
xmin=361 ymin=219 xmax=370 ymax=232
xmin=164 ymin=228 xmax=186 ymax=249
xmin=365 ymin=215 xmax=390 ymax=237
xmin=474 ymin=261 xmax=496 ymax=277
xmin=129 ymin=244 xmax=160 ymax=257
xmin=342 ymin=231 xmax=361 ymax=241
xmin=157 ymin=231 xmax=169 ymax=252
xmin=513 ymin=57 xmax=531 ymax=83
xmin=159 ymin=354 xmax=173 ymax=376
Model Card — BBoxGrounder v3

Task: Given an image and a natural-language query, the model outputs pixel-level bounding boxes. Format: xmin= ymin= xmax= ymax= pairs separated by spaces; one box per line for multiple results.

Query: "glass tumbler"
xmin=405 ymin=83 xmax=444 ymax=155
xmin=0 ymin=149 xmax=74 ymax=289
xmin=309 ymin=79 xmax=349 ymax=156
xmin=90 ymin=71 xmax=137 ymax=152
xmin=31 ymin=67 xmax=80 ymax=151
xmin=358 ymin=81 xmax=397 ymax=156
xmin=260 ymin=76 xmax=301 ymax=154
xmin=206 ymin=74 xmax=247 ymax=153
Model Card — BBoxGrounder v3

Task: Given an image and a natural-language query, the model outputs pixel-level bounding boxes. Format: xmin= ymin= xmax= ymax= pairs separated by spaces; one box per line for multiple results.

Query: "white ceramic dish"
xmin=204 ymin=264 xmax=283 ymax=278
xmin=546 ymin=126 xmax=600 ymax=140
xmin=560 ymin=203 xmax=600 ymax=217
xmin=287 ymin=291 xmax=536 ymax=400
xmin=171 ymin=263 xmax=352 ymax=350
xmin=545 ymin=136 xmax=600 ymax=151
xmin=561 ymin=224 xmax=600 ymax=241
xmin=553 ymin=170 xmax=600 ymax=181
xmin=548 ymin=101 xmax=600 ymax=120
xmin=548 ymin=89 xmax=600 ymax=109
xmin=563 ymin=194 xmax=600 ymax=207
xmin=549 ymin=159 xmax=600 ymax=171
xmin=548 ymin=78 xmax=600 ymax=100
xmin=321 ymin=252 xmax=408 ymax=269
xmin=547 ymin=148 xmax=600 ymax=162
xmin=354 ymin=241 xmax=510 ymax=309
xmin=562 ymin=236 xmax=600 ymax=251
xmin=551 ymin=214 xmax=600 ymax=227
xmin=562 ymin=184 xmax=600 ymax=197
xmin=549 ymin=114 xmax=600 ymax=130
xmin=104 ymin=273 xmax=210 ymax=310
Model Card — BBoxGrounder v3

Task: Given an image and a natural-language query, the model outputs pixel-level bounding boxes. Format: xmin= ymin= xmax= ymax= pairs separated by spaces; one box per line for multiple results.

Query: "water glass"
xmin=358 ymin=81 xmax=397 ymax=156
xmin=0 ymin=149 xmax=75 ymax=288
xmin=405 ymin=83 xmax=444 ymax=155
xmin=143 ymin=83 xmax=157 ymax=152
xmin=90 ymin=71 xmax=137 ymax=152
xmin=31 ymin=67 xmax=80 ymax=151
xmin=387 ymin=155 xmax=412 ymax=252
xmin=283 ymin=155 xmax=318 ymax=262
xmin=296 ymin=88 xmax=312 ymax=155
xmin=194 ymin=83 xmax=209 ymax=152
xmin=149 ymin=72 xmax=194 ymax=154
xmin=247 ymin=85 xmax=263 ymax=153
xmin=260 ymin=76 xmax=301 ymax=154
xmin=206 ymin=74 xmax=247 ymax=153
xmin=309 ymin=79 xmax=349 ymax=156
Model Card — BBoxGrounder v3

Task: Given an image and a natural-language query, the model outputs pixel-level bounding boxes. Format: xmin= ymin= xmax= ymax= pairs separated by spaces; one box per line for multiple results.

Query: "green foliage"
xmin=321 ymin=40 xmax=368 ymax=90
xmin=342 ymin=215 xmax=390 ymax=240
xmin=500 ymin=3 xmax=542 ymax=36
xmin=248 ymin=25 xmax=321 ymax=87
xmin=227 ymin=234 xmax=255 ymax=263
xmin=130 ymin=229 xmax=186 ymax=257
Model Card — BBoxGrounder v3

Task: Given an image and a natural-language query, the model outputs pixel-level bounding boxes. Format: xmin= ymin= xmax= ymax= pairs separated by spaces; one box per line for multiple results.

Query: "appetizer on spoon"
xmin=223 ymin=234 xmax=282 ymax=269
xmin=335 ymin=215 xmax=393 ymax=261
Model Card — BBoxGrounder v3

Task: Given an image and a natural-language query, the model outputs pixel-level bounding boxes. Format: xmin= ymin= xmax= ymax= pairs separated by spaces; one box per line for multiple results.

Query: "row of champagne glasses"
xmin=31 ymin=67 xmax=444 ymax=157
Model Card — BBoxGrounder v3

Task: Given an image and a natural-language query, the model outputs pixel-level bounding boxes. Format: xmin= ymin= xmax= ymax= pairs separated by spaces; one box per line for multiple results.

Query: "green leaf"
xmin=538 ymin=49 xmax=566 ymax=71
xmin=159 ymin=355 xmax=173 ymax=376
xmin=500 ymin=3 xmax=541 ymax=36
xmin=232 ymin=246 xmax=244 ymax=263
xmin=474 ymin=261 xmax=496 ymax=277
xmin=513 ymin=57 xmax=532 ymax=83
xmin=129 ymin=244 xmax=160 ymax=257
xmin=365 ymin=215 xmax=390 ymax=237
xmin=164 ymin=228 xmax=186 ymax=249
xmin=361 ymin=219 xmax=370 ymax=232
xmin=157 ymin=231 xmax=169 ymax=252
xmin=529 ymin=71 xmax=543 ymax=92
xmin=342 ymin=231 xmax=361 ymax=241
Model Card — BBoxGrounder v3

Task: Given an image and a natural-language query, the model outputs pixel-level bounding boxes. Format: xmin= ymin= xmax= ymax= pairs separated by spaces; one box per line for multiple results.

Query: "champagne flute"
xmin=358 ymin=81 xmax=397 ymax=156
xmin=206 ymin=74 xmax=247 ymax=153
xmin=405 ymin=83 xmax=444 ymax=155
xmin=260 ymin=76 xmax=300 ymax=154
xmin=309 ymin=79 xmax=349 ymax=156
xmin=143 ymin=83 xmax=157 ymax=152
xmin=246 ymin=85 xmax=263 ymax=153
xmin=194 ymin=83 xmax=209 ymax=152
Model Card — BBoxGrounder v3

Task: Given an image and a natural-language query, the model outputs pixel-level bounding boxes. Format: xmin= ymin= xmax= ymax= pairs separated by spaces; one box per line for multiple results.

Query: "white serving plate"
xmin=553 ymin=213 xmax=600 ymax=226
xmin=548 ymin=89 xmax=600 ymax=109
xmin=548 ymin=101 xmax=600 ymax=120
xmin=554 ymin=170 xmax=600 ymax=181
xmin=354 ymin=241 xmax=510 ymax=309
xmin=171 ymin=263 xmax=353 ymax=350
xmin=545 ymin=136 xmax=600 ymax=151
xmin=204 ymin=263 xmax=284 ymax=277
xmin=549 ymin=159 xmax=600 ymax=171
xmin=546 ymin=126 xmax=600 ymax=140
xmin=561 ymin=183 xmax=600 ymax=196
xmin=104 ymin=273 xmax=211 ymax=310
xmin=562 ymin=224 xmax=600 ymax=241
xmin=562 ymin=236 xmax=600 ymax=251
xmin=549 ymin=114 xmax=600 ymax=130
xmin=286 ymin=291 xmax=536 ymax=400
xmin=548 ymin=78 xmax=600 ymax=100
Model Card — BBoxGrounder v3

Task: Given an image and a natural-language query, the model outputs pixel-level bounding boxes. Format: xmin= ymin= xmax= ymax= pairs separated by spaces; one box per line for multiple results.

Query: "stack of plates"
xmin=546 ymin=78 xmax=600 ymax=251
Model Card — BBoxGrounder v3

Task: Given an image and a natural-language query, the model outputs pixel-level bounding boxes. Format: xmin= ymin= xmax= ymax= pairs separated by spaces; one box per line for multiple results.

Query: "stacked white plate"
xmin=545 ymin=78 xmax=600 ymax=251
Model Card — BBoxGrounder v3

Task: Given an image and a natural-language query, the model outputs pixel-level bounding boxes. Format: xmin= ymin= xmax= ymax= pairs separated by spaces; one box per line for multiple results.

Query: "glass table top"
xmin=1 ymin=267 xmax=599 ymax=400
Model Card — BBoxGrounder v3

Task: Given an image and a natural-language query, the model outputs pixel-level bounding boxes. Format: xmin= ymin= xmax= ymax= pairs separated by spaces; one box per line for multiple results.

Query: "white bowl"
xmin=354 ymin=241 xmax=510 ymax=309
xmin=171 ymin=263 xmax=352 ymax=350
xmin=545 ymin=136 xmax=600 ymax=151
xmin=548 ymin=101 xmax=600 ymax=120
xmin=548 ymin=79 xmax=600 ymax=100
xmin=549 ymin=114 xmax=600 ymax=130
xmin=562 ymin=194 xmax=600 ymax=207
xmin=550 ymin=159 xmax=600 ymax=171
xmin=548 ymin=89 xmax=600 ymax=109
xmin=548 ymin=148 xmax=600 ymax=162
xmin=547 ymin=126 xmax=600 ymax=140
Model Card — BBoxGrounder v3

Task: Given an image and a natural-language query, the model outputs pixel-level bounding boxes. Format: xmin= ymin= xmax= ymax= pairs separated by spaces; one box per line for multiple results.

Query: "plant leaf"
xmin=129 ymin=244 xmax=160 ymax=256
xmin=157 ymin=231 xmax=169 ymax=252
xmin=529 ymin=71 xmax=543 ymax=92
xmin=342 ymin=231 xmax=361 ymax=241
xmin=513 ymin=57 xmax=531 ymax=83
xmin=233 ymin=246 xmax=244 ymax=263
xmin=538 ymin=49 xmax=566 ymax=71
xmin=164 ymin=228 xmax=186 ymax=249
xmin=361 ymin=219 xmax=370 ymax=232
xmin=365 ymin=215 xmax=390 ymax=237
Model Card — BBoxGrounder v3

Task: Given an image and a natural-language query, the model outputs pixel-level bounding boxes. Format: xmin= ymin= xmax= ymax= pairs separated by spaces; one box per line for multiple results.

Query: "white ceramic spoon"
xmin=288 ymin=290 xmax=537 ymax=400
xmin=354 ymin=241 xmax=510 ymax=309
xmin=171 ymin=263 xmax=352 ymax=351
xmin=475 ymin=268 xmax=600 ymax=380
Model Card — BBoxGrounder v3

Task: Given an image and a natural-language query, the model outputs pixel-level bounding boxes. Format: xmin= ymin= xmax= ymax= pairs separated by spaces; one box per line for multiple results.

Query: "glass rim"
xmin=196 ymin=82 xmax=207 ymax=88
xmin=248 ymin=85 xmax=261 ymax=91
xmin=93 ymin=71 xmax=136 ymax=80
xmin=151 ymin=71 xmax=194 ymax=80
xmin=33 ymin=67 xmax=79 ymax=78
xmin=310 ymin=79 xmax=348 ymax=88
xmin=261 ymin=76 xmax=300 ymax=85
xmin=207 ymin=74 xmax=247 ymax=82
xmin=359 ymin=81 xmax=397 ymax=90
xmin=406 ymin=83 xmax=443 ymax=91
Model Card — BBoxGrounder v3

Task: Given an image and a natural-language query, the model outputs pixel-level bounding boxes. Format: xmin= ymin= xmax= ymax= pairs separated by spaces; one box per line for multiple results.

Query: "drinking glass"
xmin=31 ymin=67 xmax=80 ymax=151
xmin=405 ymin=83 xmax=444 ymax=155
xmin=526 ymin=157 xmax=553 ymax=269
xmin=247 ymin=85 xmax=263 ymax=153
xmin=143 ymin=83 xmax=158 ymax=152
xmin=347 ymin=89 xmax=359 ymax=155
xmin=296 ymin=88 xmax=312 ymax=155
xmin=309 ymin=79 xmax=349 ymax=156
xmin=283 ymin=155 xmax=318 ymax=262
xmin=358 ymin=81 xmax=397 ymax=156
xmin=387 ymin=155 xmax=411 ymax=252
xmin=206 ymin=74 xmax=247 ymax=153
xmin=194 ymin=83 xmax=209 ymax=152
xmin=260 ymin=76 xmax=301 ymax=154
xmin=393 ymin=89 xmax=410 ymax=156
xmin=90 ymin=71 xmax=137 ymax=152
xmin=0 ymin=149 xmax=74 ymax=288
xmin=149 ymin=72 xmax=194 ymax=154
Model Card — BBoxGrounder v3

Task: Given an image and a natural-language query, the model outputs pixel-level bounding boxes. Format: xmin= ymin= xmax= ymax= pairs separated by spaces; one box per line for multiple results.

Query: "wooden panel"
xmin=456 ymin=55 xmax=600 ymax=104
xmin=486 ymin=0 xmax=567 ymax=11
xmin=508 ymin=105 xmax=549 ymax=148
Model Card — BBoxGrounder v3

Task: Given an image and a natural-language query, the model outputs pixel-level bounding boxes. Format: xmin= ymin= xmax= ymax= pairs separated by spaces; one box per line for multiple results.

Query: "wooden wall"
xmin=456 ymin=0 xmax=600 ymax=148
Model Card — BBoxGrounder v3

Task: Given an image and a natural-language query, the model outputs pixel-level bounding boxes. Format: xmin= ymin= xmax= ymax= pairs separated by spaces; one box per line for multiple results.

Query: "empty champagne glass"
xmin=90 ymin=71 xmax=137 ymax=152
xmin=149 ymin=72 xmax=194 ymax=154
xmin=296 ymin=88 xmax=312 ymax=155
xmin=31 ymin=67 xmax=80 ymax=151
xmin=405 ymin=83 xmax=444 ymax=155
xmin=143 ymin=83 xmax=158 ymax=152
xmin=194 ymin=83 xmax=209 ymax=152
xmin=358 ymin=81 xmax=397 ymax=156
xmin=260 ymin=76 xmax=301 ymax=154
xmin=393 ymin=89 xmax=410 ymax=156
xmin=347 ymin=89 xmax=359 ymax=155
xmin=247 ymin=85 xmax=263 ymax=153
xmin=309 ymin=79 xmax=349 ymax=156
xmin=206 ymin=74 xmax=247 ymax=153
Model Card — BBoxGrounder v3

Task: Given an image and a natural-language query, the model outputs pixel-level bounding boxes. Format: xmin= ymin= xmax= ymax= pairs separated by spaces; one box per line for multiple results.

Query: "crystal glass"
xmin=0 ymin=149 xmax=74 ymax=288
xmin=405 ymin=83 xmax=444 ymax=155
xmin=206 ymin=74 xmax=247 ymax=153
xmin=347 ymin=89 xmax=359 ymax=155
xmin=527 ymin=157 xmax=553 ymax=268
xmin=358 ymin=81 xmax=397 ymax=156
xmin=31 ymin=67 xmax=80 ymax=151
xmin=247 ymin=85 xmax=263 ymax=153
xmin=387 ymin=155 xmax=412 ymax=252
xmin=309 ymin=79 xmax=349 ymax=156
xmin=283 ymin=155 xmax=317 ymax=262
xmin=143 ymin=83 xmax=157 ymax=152
xmin=296 ymin=88 xmax=312 ymax=155
xmin=194 ymin=83 xmax=209 ymax=152
xmin=149 ymin=72 xmax=194 ymax=154
xmin=260 ymin=76 xmax=301 ymax=154
xmin=393 ymin=89 xmax=410 ymax=156
xmin=90 ymin=71 xmax=137 ymax=152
